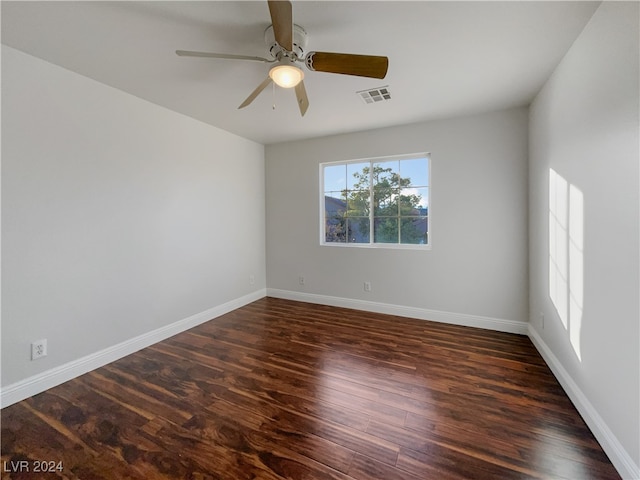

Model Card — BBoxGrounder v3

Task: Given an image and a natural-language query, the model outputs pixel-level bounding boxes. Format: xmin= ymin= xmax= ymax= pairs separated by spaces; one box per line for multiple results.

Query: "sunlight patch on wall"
xmin=568 ymin=185 xmax=584 ymax=361
xmin=549 ymin=168 xmax=569 ymax=328
xmin=549 ymin=168 xmax=584 ymax=361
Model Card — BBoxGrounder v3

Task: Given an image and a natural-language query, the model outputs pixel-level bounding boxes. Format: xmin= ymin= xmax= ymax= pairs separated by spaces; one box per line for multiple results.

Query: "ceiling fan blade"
xmin=238 ymin=76 xmax=273 ymax=109
xmin=176 ymin=50 xmax=273 ymax=63
xmin=305 ymin=51 xmax=389 ymax=79
xmin=268 ymin=0 xmax=293 ymax=51
xmin=295 ymin=79 xmax=309 ymax=116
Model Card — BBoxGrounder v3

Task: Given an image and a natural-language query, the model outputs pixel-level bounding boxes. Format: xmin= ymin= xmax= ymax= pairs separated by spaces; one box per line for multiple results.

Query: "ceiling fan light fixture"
xmin=269 ymin=64 xmax=304 ymax=88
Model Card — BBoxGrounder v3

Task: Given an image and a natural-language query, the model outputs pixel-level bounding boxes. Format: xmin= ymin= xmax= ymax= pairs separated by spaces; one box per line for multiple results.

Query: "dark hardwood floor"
xmin=1 ymin=297 xmax=620 ymax=479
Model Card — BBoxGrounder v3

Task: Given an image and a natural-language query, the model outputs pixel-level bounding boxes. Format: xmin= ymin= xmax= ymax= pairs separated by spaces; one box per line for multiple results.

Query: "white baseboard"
xmin=0 ymin=289 xmax=267 ymax=408
xmin=266 ymin=288 xmax=528 ymax=335
xmin=528 ymin=325 xmax=640 ymax=480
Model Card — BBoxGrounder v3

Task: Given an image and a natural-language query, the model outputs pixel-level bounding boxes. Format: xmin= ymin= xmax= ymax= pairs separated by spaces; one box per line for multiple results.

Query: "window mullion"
xmin=369 ymin=162 xmax=374 ymax=244
xmin=397 ymin=183 xmax=401 ymax=244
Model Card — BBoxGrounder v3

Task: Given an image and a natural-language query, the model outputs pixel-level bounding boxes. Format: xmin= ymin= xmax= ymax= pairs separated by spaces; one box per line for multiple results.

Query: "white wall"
xmin=266 ymin=108 xmax=529 ymax=330
xmin=1 ymin=47 xmax=266 ymax=393
xmin=528 ymin=2 xmax=639 ymax=477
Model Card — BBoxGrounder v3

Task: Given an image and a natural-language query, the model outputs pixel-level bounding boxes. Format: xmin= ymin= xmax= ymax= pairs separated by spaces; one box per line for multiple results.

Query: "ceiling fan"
xmin=176 ymin=0 xmax=389 ymax=116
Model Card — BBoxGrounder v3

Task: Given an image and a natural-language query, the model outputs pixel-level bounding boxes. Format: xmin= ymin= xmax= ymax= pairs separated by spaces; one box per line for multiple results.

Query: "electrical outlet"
xmin=364 ymin=281 xmax=372 ymax=292
xmin=540 ymin=312 xmax=545 ymax=329
xmin=31 ymin=339 xmax=47 ymax=360
xmin=249 ymin=275 xmax=255 ymax=285
xmin=299 ymin=276 xmax=305 ymax=285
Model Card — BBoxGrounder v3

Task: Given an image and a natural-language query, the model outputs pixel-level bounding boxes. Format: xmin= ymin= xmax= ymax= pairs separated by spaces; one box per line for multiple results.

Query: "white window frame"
xmin=319 ymin=153 xmax=431 ymax=250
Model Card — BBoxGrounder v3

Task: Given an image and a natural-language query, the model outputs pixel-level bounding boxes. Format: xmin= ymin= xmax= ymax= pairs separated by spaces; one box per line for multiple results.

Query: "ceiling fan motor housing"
xmin=264 ymin=24 xmax=308 ymax=60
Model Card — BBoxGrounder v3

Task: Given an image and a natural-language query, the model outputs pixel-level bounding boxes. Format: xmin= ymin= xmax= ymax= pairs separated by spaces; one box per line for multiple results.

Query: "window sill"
xmin=320 ymin=242 xmax=431 ymax=251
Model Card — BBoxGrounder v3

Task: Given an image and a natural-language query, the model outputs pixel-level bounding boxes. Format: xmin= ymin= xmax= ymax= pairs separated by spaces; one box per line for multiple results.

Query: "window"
xmin=321 ymin=154 xmax=430 ymax=247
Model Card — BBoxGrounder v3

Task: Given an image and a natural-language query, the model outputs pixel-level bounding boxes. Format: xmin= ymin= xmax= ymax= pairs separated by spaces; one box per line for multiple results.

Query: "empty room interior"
xmin=1 ymin=1 xmax=639 ymax=479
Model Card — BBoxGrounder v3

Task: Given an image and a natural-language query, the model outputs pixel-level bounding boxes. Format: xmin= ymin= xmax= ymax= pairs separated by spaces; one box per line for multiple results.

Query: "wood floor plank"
xmin=1 ymin=297 xmax=620 ymax=479
xmin=396 ymin=444 xmax=535 ymax=480
xmin=347 ymin=453 xmax=423 ymax=480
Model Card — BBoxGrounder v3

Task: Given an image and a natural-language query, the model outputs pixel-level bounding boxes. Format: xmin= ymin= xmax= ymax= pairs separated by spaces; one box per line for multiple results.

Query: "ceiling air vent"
xmin=357 ymin=86 xmax=391 ymax=104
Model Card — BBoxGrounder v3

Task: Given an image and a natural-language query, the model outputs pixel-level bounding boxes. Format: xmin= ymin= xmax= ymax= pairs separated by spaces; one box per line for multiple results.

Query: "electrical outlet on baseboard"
xmin=31 ymin=339 xmax=47 ymax=360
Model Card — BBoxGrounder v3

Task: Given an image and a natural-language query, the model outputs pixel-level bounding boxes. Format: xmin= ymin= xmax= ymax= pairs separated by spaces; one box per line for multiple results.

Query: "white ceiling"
xmin=2 ymin=1 xmax=600 ymax=145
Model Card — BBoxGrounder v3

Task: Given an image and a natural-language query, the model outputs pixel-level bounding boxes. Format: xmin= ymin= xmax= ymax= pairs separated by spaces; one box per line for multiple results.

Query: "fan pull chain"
xmin=272 ymin=82 xmax=276 ymax=110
